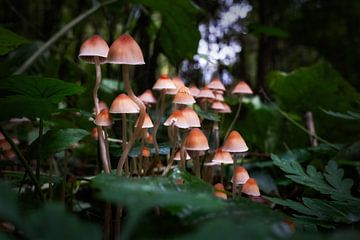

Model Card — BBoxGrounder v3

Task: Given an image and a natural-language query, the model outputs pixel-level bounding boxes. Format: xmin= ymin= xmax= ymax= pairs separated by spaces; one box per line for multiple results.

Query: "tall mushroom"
xmin=107 ymin=34 xmax=146 ymax=175
xmin=79 ymin=35 xmax=110 ymax=173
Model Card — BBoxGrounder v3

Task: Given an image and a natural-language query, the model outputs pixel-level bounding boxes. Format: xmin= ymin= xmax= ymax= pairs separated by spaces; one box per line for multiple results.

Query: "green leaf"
xmin=134 ymin=0 xmax=202 ymax=65
xmin=25 ymin=204 xmax=101 ymax=240
xmin=248 ymin=23 xmax=290 ymax=38
xmin=321 ymin=109 xmax=360 ymax=120
xmin=0 ymin=26 xmax=29 ymax=55
xmin=0 ymin=95 xmax=56 ymax=120
xmin=0 ymin=75 xmax=84 ymax=103
xmin=29 ymin=128 xmax=89 ymax=159
xmin=194 ymin=104 xmax=220 ymax=122
xmin=271 ymin=154 xmax=358 ymax=202
xmin=0 ymin=182 xmax=21 ymax=226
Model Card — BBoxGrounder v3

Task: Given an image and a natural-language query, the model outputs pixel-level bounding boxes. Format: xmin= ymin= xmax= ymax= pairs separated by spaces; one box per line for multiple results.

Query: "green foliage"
xmin=0 ymin=26 xmax=29 ymax=55
xmin=194 ymin=104 xmax=220 ymax=122
xmin=28 ymin=128 xmax=89 ymax=159
xmin=322 ymin=109 xmax=360 ymax=121
xmin=0 ymin=75 xmax=84 ymax=120
xmin=248 ymin=23 xmax=290 ymax=38
xmin=134 ymin=0 xmax=202 ymax=65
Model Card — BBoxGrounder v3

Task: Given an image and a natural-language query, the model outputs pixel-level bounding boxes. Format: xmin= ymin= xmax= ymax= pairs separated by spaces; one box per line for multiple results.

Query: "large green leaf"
xmin=29 ymin=128 xmax=89 ymax=159
xmin=135 ymin=0 xmax=202 ymax=65
xmin=0 ymin=75 xmax=84 ymax=103
xmin=0 ymin=26 xmax=29 ymax=55
xmin=0 ymin=182 xmax=21 ymax=226
xmin=25 ymin=204 xmax=101 ymax=240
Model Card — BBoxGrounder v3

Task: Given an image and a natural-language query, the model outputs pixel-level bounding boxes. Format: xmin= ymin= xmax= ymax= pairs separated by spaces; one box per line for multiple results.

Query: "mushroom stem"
xmin=121 ymin=113 xmax=129 ymax=176
xmin=162 ymin=125 xmax=177 ymax=176
xmin=94 ymin=57 xmax=110 ymax=173
xmin=225 ymin=95 xmax=243 ymax=138
xmin=116 ymin=64 xmax=146 ymax=176
xmin=37 ymin=118 xmax=44 ymax=181
xmin=194 ymin=151 xmax=201 ymax=177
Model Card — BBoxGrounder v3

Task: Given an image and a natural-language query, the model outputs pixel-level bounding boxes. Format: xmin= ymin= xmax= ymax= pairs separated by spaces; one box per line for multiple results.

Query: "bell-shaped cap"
xmin=231 ymin=166 xmax=250 ymax=185
xmin=79 ymin=35 xmax=109 ymax=64
xmin=107 ymin=34 xmax=145 ymax=65
xmin=197 ymin=87 xmax=216 ymax=99
xmin=110 ymin=93 xmax=140 ymax=114
xmin=215 ymin=92 xmax=224 ymax=102
xmin=153 ymin=74 xmax=176 ymax=91
xmin=222 ymin=130 xmax=248 ymax=153
xmin=185 ymin=128 xmax=209 ymax=151
xmin=163 ymin=110 xmax=189 ymax=129
xmin=189 ymin=85 xmax=200 ymax=97
xmin=204 ymin=161 xmax=220 ymax=166
xmin=138 ymin=89 xmax=157 ymax=104
xmin=232 ymin=81 xmax=253 ymax=95
xmin=211 ymin=101 xmax=225 ymax=111
xmin=174 ymin=150 xmax=191 ymax=161
xmin=145 ymin=131 xmax=154 ymax=144
xmin=135 ymin=113 xmax=153 ymax=128
xmin=166 ymin=76 xmax=185 ymax=95
xmin=142 ymin=147 xmax=151 ymax=157
xmin=242 ymin=178 xmax=261 ymax=196
xmin=212 ymin=148 xmax=233 ymax=164
xmin=213 ymin=183 xmax=227 ymax=200
xmin=94 ymin=109 xmax=112 ymax=126
xmin=181 ymin=108 xmax=201 ymax=128
xmin=207 ymin=77 xmax=225 ymax=91
xmin=218 ymin=103 xmax=232 ymax=113
xmin=173 ymin=86 xmax=196 ymax=105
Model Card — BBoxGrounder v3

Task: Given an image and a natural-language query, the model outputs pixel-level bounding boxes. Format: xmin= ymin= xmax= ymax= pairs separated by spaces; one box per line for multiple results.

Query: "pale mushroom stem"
xmin=121 ymin=113 xmax=129 ymax=176
xmin=179 ymin=130 xmax=189 ymax=170
xmin=37 ymin=118 xmax=43 ymax=181
xmin=162 ymin=125 xmax=177 ymax=176
xmin=94 ymin=57 xmax=110 ymax=173
xmin=225 ymin=95 xmax=243 ymax=138
xmin=232 ymin=155 xmax=237 ymax=199
xmin=195 ymin=151 xmax=201 ymax=177
xmin=138 ymin=129 xmax=146 ymax=175
xmin=117 ymin=64 xmax=146 ymax=176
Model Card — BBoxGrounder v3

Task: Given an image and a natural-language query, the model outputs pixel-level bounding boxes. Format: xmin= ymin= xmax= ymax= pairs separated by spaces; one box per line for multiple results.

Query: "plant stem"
xmin=117 ymin=65 xmax=146 ymax=176
xmin=232 ymin=156 xmax=237 ymax=199
xmin=225 ymin=95 xmax=243 ymax=138
xmin=194 ymin=152 xmax=201 ymax=177
xmin=122 ymin=113 xmax=129 ymax=176
xmin=163 ymin=125 xmax=177 ymax=176
xmin=37 ymin=118 xmax=44 ymax=181
xmin=14 ymin=0 xmax=117 ymax=74
xmin=0 ymin=126 xmax=44 ymax=201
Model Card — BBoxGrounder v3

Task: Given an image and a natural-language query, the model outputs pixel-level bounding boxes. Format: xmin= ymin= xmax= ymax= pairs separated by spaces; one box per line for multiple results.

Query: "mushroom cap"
xmin=152 ymin=74 xmax=176 ymax=91
xmin=107 ymin=34 xmax=145 ymax=65
xmin=212 ymin=148 xmax=233 ymax=164
xmin=173 ymin=86 xmax=196 ymax=105
xmin=174 ymin=150 xmax=191 ymax=161
xmin=181 ymin=107 xmax=201 ymax=128
xmin=185 ymin=128 xmax=209 ymax=151
xmin=145 ymin=131 xmax=154 ymax=144
xmin=242 ymin=178 xmax=261 ymax=196
xmin=0 ymin=139 xmax=11 ymax=151
xmin=213 ymin=183 xmax=227 ymax=200
xmin=166 ymin=76 xmax=185 ymax=95
xmin=135 ymin=113 xmax=153 ymax=128
xmin=91 ymin=127 xmax=98 ymax=140
xmin=3 ymin=149 xmax=16 ymax=160
xmin=78 ymin=35 xmax=109 ymax=64
xmin=231 ymin=166 xmax=250 ymax=185
xmin=109 ymin=93 xmax=140 ymax=114
xmin=142 ymin=147 xmax=151 ymax=157
xmin=207 ymin=78 xmax=225 ymax=91
xmin=204 ymin=161 xmax=221 ymax=166
xmin=215 ymin=92 xmax=224 ymax=102
xmin=163 ymin=110 xmax=189 ymax=129
xmin=94 ymin=109 xmax=112 ymax=127
xmin=197 ymin=87 xmax=216 ymax=99
xmin=222 ymin=130 xmax=248 ymax=153
xmin=211 ymin=101 xmax=225 ymax=111
xmin=232 ymin=81 xmax=253 ymax=95
xmin=138 ymin=89 xmax=157 ymax=104
xmin=189 ymin=85 xmax=200 ymax=97
xmin=218 ymin=102 xmax=232 ymax=113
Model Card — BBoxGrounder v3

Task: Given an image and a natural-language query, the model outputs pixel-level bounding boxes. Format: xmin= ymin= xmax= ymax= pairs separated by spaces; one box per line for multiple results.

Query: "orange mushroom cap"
xmin=163 ymin=110 xmax=189 ymax=129
xmin=78 ymin=35 xmax=109 ymax=64
xmin=107 ymin=34 xmax=145 ymax=65
xmin=242 ymin=178 xmax=261 ymax=196
xmin=211 ymin=101 xmax=225 ymax=111
xmin=207 ymin=77 xmax=225 ymax=91
xmin=166 ymin=76 xmax=185 ymax=95
xmin=109 ymin=93 xmax=140 ymax=114
xmin=231 ymin=166 xmax=250 ymax=185
xmin=173 ymin=86 xmax=196 ymax=105
xmin=197 ymin=87 xmax=216 ymax=99
xmin=212 ymin=148 xmax=233 ymax=164
xmin=181 ymin=108 xmax=201 ymax=128
xmin=94 ymin=109 xmax=112 ymax=127
xmin=185 ymin=128 xmax=209 ymax=151
xmin=222 ymin=130 xmax=248 ymax=153
xmin=232 ymin=81 xmax=253 ymax=95
xmin=174 ymin=150 xmax=191 ymax=161
xmin=189 ymin=85 xmax=200 ymax=97
xmin=215 ymin=92 xmax=224 ymax=102
xmin=213 ymin=183 xmax=227 ymax=200
xmin=153 ymin=74 xmax=176 ymax=91
xmin=138 ymin=89 xmax=157 ymax=104
xmin=142 ymin=147 xmax=151 ymax=157
xmin=135 ymin=113 xmax=154 ymax=128
xmin=218 ymin=102 xmax=232 ymax=113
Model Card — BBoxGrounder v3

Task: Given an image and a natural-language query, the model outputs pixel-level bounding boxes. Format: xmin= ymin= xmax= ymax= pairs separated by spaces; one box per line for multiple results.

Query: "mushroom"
xmin=79 ymin=35 xmax=110 ymax=174
xmin=107 ymin=34 xmax=146 ymax=176
xmin=173 ymin=86 xmax=196 ymax=105
xmin=213 ymin=183 xmax=227 ymax=200
xmin=242 ymin=178 xmax=261 ymax=197
xmin=188 ymin=85 xmax=200 ymax=97
xmin=138 ymin=89 xmax=157 ymax=106
xmin=166 ymin=76 xmax=185 ymax=95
